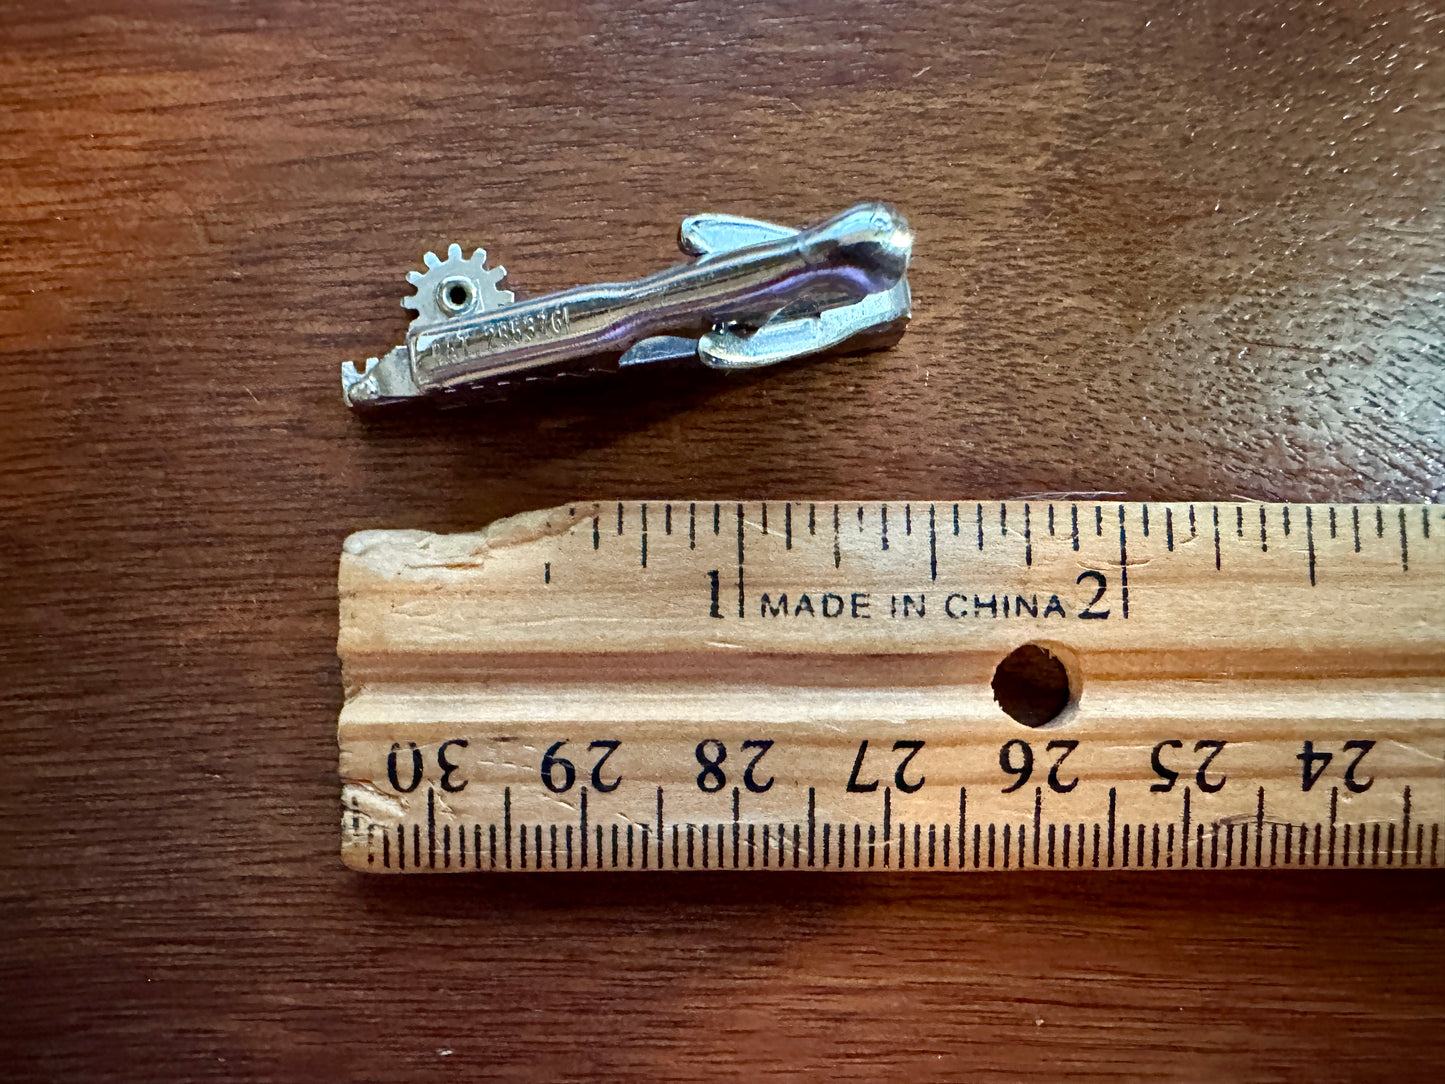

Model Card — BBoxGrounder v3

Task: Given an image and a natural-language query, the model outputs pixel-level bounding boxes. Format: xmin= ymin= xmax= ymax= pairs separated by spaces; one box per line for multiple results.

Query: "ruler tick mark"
xmin=929 ymin=505 xmax=937 ymax=581
xmin=1399 ymin=507 xmax=1409 ymax=571
xmin=1306 ymin=506 xmax=1317 ymax=585
xmin=1402 ymin=786 xmax=1412 ymax=866
xmin=1118 ymin=507 xmax=1129 ymax=618
xmin=958 ymin=787 xmax=967 ymax=869
xmin=732 ymin=788 xmax=741 ymax=869
xmin=1352 ymin=506 xmax=1361 ymax=552
xmin=1166 ymin=507 xmax=1175 ymax=551
xmin=428 ymin=788 xmax=436 ymax=868
xmin=1024 ymin=503 xmax=1032 ymax=566
xmin=736 ymin=503 xmax=745 ymax=618
xmin=882 ymin=787 xmax=892 ymax=867
xmin=808 ymin=787 xmax=816 ymax=866
xmin=1259 ymin=505 xmax=1267 ymax=552
xmin=1095 ymin=505 xmax=1102 ymax=537
xmin=977 ymin=503 xmax=984 ymax=551
xmin=1071 ymin=504 xmax=1079 ymax=551
xmin=580 ymin=787 xmax=589 ymax=867
xmin=1255 ymin=787 xmax=1265 ymax=867
xmin=640 ymin=503 xmax=648 ymax=567
xmin=1213 ymin=506 xmax=1221 ymax=571
xmin=881 ymin=504 xmax=889 ymax=550
xmin=1032 ymin=787 xmax=1042 ymax=865
xmin=784 ymin=503 xmax=792 ymax=549
xmin=1182 ymin=787 xmax=1192 ymax=866
xmin=1141 ymin=504 xmax=1149 ymax=537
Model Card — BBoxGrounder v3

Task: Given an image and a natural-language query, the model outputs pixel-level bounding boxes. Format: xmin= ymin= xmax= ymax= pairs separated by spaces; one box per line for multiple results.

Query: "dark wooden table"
xmin=3 ymin=2 xmax=1443 ymax=1079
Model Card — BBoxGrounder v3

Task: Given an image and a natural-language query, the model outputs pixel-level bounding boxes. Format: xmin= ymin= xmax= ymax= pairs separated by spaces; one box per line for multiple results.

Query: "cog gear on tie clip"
xmin=401 ymin=243 xmax=514 ymax=331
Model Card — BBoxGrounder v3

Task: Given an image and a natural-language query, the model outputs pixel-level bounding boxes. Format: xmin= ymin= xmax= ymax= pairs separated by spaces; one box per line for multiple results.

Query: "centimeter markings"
xmin=338 ymin=501 xmax=1445 ymax=873
xmin=348 ymin=782 xmax=1436 ymax=872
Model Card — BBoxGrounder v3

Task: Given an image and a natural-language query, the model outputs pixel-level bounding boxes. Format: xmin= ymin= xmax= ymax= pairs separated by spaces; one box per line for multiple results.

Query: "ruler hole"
xmin=992 ymin=644 xmax=1073 ymax=728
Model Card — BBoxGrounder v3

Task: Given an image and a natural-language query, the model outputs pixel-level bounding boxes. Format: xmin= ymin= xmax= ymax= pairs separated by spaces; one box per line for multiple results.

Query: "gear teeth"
xmin=399 ymin=240 xmax=515 ymax=331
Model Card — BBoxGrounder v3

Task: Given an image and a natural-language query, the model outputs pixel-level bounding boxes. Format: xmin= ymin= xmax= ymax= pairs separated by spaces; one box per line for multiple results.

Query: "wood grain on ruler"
xmin=338 ymin=502 xmax=1445 ymax=872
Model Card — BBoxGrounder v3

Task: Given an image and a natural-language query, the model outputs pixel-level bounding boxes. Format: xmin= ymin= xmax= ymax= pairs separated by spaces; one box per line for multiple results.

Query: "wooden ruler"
xmin=339 ymin=501 xmax=1444 ymax=873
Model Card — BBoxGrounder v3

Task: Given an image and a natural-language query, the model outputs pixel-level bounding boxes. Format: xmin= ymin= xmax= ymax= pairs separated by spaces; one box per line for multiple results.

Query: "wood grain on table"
xmin=2 ymin=2 xmax=1442 ymax=1080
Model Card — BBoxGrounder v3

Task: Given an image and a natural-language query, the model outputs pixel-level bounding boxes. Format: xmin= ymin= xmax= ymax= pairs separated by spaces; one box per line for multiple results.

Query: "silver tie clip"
xmin=342 ymin=202 xmax=913 ymax=408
